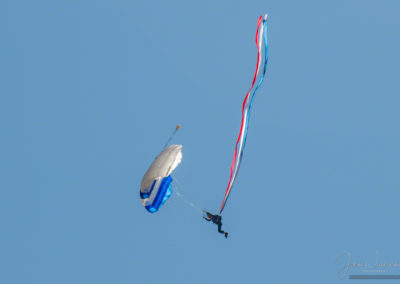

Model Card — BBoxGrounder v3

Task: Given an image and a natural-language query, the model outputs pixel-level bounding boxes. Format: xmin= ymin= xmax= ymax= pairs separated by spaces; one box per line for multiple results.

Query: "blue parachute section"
xmin=140 ymin=175 xmax=173 ymax=213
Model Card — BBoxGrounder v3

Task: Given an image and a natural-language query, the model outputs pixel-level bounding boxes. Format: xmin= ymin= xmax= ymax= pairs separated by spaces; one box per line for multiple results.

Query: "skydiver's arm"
xmin=203 ymin=216 xmax=211 ymax=221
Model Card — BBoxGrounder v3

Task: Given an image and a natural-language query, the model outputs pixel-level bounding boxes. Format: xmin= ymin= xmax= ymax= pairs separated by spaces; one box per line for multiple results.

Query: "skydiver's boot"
xmin=224 ymin=232 xmax=228 ymax=238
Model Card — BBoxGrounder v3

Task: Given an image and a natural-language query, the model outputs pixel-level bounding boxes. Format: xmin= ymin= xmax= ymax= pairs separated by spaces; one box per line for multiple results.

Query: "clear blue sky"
xmin=1 ymin=0 xmax=400 ymax=283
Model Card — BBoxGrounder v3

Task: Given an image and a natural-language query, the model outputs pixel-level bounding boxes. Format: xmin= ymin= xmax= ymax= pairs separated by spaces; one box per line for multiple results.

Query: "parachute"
xmin=219 ymin=14 xmax=269 ymax=214
xmin=140 ymin=144 xmax=182 ymax=213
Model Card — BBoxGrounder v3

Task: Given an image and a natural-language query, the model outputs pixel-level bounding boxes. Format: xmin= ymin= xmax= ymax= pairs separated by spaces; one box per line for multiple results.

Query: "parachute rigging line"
xmin=220 ymin=14 xmax=269 ymax=214
xmin=172 ymin=175 xmax=202 ymax=212
xmin=163 ymin=124 xmax=181 ymax=149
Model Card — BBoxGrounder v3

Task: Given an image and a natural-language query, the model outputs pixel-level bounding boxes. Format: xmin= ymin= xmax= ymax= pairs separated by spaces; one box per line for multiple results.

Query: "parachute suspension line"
xmin=171 ymin=175 xmax=202 ymax=212
xmin=163 ymin=124 xmax=181 ymax=149
xmin=219 ymin=14 xmax=269 ymax=214
xmin=174 ymin=191 xmax=202 ymax=212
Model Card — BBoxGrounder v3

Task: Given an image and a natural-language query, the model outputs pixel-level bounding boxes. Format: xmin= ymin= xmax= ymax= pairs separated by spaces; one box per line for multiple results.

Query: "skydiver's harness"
xmin=205 ymin=213 xmax=222 ymax=224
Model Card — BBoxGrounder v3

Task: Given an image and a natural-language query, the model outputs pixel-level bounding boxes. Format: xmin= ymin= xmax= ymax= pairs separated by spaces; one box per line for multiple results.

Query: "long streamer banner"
xmin=220 ymin=14 xmax=269 ymax=214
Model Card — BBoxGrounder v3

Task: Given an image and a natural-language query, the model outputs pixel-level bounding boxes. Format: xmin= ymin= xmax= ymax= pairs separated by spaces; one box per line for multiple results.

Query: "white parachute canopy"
xmin=140 ymin=144 xmax=182 ymax=213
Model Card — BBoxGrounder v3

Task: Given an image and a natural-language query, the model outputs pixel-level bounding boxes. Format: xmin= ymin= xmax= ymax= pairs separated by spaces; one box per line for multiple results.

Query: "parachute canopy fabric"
xmin=140 ymin=144 xmax=182 ymax=213
xmin=219 ymin=14 xmax=269 ymax=214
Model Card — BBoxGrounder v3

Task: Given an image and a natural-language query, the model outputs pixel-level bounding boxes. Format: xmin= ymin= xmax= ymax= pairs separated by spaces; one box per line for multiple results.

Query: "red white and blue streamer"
xmin=220 ymin=14 xmax=269 ymax=214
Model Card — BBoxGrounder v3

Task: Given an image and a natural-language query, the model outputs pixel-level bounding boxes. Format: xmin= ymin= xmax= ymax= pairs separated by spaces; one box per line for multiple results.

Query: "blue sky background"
xmin=1 ymin=0 xmax=400 ymax=283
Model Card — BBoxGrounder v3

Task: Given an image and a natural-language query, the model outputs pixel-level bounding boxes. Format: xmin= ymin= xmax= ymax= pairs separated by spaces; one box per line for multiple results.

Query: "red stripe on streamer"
xmin=220 ymin=16 xmax=263 ymax=214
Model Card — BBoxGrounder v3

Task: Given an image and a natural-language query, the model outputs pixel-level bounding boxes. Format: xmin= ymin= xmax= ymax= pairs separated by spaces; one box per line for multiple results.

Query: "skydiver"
xmin=202 ymin=210 xmax=228 ymax=238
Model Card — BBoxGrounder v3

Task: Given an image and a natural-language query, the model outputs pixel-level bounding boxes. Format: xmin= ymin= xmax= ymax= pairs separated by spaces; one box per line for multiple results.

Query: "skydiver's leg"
xmin=217 ymin=223 xmax=225 ymax=234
